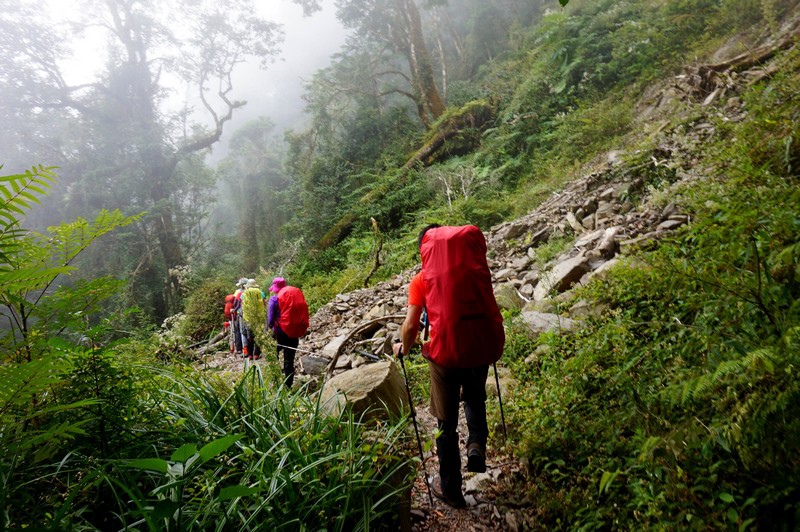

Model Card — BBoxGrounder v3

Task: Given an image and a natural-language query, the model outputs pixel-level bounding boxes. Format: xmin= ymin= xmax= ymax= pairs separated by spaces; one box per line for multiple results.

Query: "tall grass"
xmin=6 ymin=362 xmax=414 ymax=531
xmin=103 ymin=364 xmax=414 ymax=531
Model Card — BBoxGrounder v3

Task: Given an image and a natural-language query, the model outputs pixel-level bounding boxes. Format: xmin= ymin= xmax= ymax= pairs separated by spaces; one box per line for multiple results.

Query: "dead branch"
xmin=325 ymin=314 xmax=406 ymax=377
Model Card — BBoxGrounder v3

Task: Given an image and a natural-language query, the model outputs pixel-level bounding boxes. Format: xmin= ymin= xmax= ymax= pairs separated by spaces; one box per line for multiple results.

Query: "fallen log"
xmin=195 ymin=330 xmax=227 ymax=356
xmin=403 ymin=99 xmax=494 ymax=170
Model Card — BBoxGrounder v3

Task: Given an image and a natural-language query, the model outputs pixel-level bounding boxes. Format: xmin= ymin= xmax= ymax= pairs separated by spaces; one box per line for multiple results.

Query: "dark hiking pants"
xmin=429 ymin=361 xmax=489 ymax=497
xmin=276 ymin=329 xmax=299 ymax=388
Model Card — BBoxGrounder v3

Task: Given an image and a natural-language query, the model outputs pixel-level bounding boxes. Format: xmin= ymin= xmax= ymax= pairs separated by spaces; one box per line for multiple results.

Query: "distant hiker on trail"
xmin=393 ymin=224 xmax=505 ymax=509
xmin=267 ymin=277 xmax=309 ymax=388
xmin=224 ymin=291 xmax=236 ymax=353
xmin=240 ymin=279 xmax=267 ymax=361
xmin=231 ymin=278 xmax=247 ymax=355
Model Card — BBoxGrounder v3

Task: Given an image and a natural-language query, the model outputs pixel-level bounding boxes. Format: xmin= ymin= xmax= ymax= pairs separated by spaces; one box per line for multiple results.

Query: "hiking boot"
xmin=467 ymin=444 xmax=486 ymax=473
xmin=431 ymin=478 xmax=467 ymax=509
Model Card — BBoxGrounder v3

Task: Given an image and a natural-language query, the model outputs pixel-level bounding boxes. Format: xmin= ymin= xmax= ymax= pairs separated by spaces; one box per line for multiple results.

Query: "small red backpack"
xmin=224 ymin=294 xmax=235 ymax=320
xmin=420 ymin=225 xmax=504 ymax=368
xmin=277 ymin=286 xmax=310 ymax=338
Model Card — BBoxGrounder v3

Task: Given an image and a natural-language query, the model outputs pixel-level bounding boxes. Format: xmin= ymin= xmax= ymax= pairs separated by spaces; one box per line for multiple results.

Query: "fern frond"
xmin=743 ymin=347 xmax=776 ymax=373
xmin=712 ymin=358 xmax=745 ymax=381
xmin=0 ymin=353 xmax=72 ymax=422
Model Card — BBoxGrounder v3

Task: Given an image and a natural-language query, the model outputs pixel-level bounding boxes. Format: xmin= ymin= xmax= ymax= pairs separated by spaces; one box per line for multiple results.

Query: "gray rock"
xmin=506 ymin=511 xmax=521 ymax=531
xmin=364 ymin=303 xmax=389 ymax=321
xmin=595 ymin=201 xmax=616 ymax=224
xmin=582 ymin=197 xmax=598 ymax=214
xmin=657 ymin=219 xmax=686 ymax=231
xmin=522 ymin=270 xmax=540 ymax=284
xmin=568 ymin=299 xmax=607 ymax=319
xmin=334 ymin=356 xmax=351 ymax=371
xmin=321 ymin=335 xmax=348 ymax=358
xmin=520 ymin=311 xmax=577 ymax=335
xmin=519 ymin=283 xmax=534 ymax=297
xmin=494 ymin=267 xmax=516 ymax=281
xmin=301 ymin=355 xmax=330 ymax=375
xmin=511 ymin=255 xmax=531 ymax=270
xmin=597 ymin=226 xmax=620 ymax=258
xmin=465 ymin=472 xmax=493 ymax=493
xmin=530 ymin=226 xmax=553 ymax=246
xmin=319 ymin=360 xmax=408 ymax=420
xmin=566 ymin=211 xmax=585 ymax=233
xmin=661 ymin=202 xmax=679 ymax=219
xmin=494 ymin=283 xmax=526 ymax=311
xmin=533 ymin=253 xmax=590 ymax=300
xmin=575 ymin=228 xmax=605 ymax=249
xmin=503 ymin=223 xmax=529 ymax=240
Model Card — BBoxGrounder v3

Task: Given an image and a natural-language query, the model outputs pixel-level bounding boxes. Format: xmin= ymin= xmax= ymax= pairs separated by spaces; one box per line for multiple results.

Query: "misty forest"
xmin=2 ymin=0 xmax=800 ymax=529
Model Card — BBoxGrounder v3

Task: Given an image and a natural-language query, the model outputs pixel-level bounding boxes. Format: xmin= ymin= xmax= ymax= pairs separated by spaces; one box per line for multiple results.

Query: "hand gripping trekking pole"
xmin=493 ymin=363 xmax=507 ymax=439
xmin=398 ymin=347 xmax=434 ymax=507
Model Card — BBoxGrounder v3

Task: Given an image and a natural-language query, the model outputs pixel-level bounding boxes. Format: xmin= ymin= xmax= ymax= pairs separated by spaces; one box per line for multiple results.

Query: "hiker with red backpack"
xmin=267 ymin=277 xmax=309 ymax=388
xmin=393 ymin=224 xmax=505 ymax=509
xmin=224 ymin=291 xmax=236 ymax=353
xmin=230 ymin=278 xmax=248 ymax=355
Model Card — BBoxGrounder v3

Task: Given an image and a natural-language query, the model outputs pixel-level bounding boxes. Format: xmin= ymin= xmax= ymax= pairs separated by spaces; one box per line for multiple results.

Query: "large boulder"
xmin=319 ymin=360 xmax=408 ymax=421
xmin=533 ymin=253 xmax=590 ymax=300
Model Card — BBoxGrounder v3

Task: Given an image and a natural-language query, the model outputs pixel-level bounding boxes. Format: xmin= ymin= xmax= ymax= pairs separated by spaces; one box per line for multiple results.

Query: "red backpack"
xmin=277 ymin=286 xmax=309 ymax=338
xmin=224 ymin=294 xmax=235 ymax=320
xmin=420 ymin=225 xmax=504 ymax=368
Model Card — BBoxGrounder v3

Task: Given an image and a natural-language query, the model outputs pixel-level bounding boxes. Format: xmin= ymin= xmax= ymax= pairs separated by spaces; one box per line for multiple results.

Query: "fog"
xmin=42 ymin=0 xmax=348 ymax=159
xmin=218 ymin=2 xmax=349 ymax=159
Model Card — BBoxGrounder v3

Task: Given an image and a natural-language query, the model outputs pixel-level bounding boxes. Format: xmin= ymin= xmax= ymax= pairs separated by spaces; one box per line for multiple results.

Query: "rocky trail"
xmin=196 ymin=26 xmax=798 ymax=529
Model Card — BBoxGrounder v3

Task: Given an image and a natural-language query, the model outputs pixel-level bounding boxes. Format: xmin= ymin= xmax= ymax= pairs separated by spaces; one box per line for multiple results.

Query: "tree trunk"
xmin=396 ymin=0 xmax=445 ymax=127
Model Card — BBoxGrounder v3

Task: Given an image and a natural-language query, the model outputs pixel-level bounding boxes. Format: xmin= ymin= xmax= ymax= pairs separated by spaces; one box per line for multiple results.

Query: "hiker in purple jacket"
xmin=267 ymin=277 xmax=295 ymax=387
xmin=267 ymin=276 xmax=310 ymax=388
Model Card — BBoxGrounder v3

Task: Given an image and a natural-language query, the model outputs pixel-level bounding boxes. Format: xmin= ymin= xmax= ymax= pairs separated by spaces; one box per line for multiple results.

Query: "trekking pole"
xmin=493 ymin=363 xmax=507 ymax=440
xmin=398 ymin=347 xmax=434 ymax=507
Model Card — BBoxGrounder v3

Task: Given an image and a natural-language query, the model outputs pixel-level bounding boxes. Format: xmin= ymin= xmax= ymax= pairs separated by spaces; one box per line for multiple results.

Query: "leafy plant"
xmin=98 ymin=365 xmax=414 ymax=531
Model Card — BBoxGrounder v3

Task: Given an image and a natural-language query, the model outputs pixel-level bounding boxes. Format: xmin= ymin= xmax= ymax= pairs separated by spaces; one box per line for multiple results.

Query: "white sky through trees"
xmin=37 ymin=0 xmax=347 ymax=154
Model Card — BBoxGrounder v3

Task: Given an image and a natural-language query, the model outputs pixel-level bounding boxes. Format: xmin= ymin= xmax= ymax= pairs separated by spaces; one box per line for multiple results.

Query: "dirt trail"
xmin=408 ymin=402 xmax=533 ymax=531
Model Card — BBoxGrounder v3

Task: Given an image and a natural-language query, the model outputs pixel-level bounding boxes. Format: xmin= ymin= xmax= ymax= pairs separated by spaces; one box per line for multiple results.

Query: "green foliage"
xmin=0 ymin=167 xmax=151 ymax=529
xmin=507 ymin=59 xmax=800 ymax=528
xmin=181 ymin=279 xmax=229 ymax=342
xmin=0 ymin=165 xmax=56 ymax=264
xmin=95 ymin=366 xmax=414 ymax=530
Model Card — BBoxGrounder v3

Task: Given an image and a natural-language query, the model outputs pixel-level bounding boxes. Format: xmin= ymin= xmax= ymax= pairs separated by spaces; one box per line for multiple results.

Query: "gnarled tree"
xmin=0 ymin=0 xmax=282 ymax=319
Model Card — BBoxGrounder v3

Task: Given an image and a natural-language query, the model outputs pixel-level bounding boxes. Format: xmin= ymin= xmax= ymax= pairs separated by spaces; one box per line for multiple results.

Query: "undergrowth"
xmin=507 ymin=49 xmax=800 ymax=529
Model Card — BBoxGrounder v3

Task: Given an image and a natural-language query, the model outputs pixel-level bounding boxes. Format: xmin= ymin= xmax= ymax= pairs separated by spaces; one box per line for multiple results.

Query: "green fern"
xmin=0 ymin=165 xmax=56 ymax=264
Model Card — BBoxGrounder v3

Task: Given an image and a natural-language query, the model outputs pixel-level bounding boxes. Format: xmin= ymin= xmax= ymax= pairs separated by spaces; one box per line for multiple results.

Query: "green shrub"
xmin=181 ymin=279 xmax=230 ymax=342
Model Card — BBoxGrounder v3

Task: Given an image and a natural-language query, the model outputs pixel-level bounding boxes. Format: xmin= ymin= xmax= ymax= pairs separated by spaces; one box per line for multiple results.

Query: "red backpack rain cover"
xmin=277 ymin=286 xmax=310 ymax=338
xmin=420 ymin=225 xmax=504 ymax=368
xmin=224 ymin=294 xmax=235 ymax=320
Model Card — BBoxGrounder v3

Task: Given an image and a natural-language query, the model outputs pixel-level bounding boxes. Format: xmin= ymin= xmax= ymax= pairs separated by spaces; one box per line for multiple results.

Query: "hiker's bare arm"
xmin=394 ymin=304 xmax=422 ymax=358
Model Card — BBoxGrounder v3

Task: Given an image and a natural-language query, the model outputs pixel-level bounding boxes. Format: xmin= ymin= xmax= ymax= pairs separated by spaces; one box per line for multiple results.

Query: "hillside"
xmin=2 ymin=0 xmax=800 ymax=530
xmin=195 ymin=18 xmax=800 ymax=529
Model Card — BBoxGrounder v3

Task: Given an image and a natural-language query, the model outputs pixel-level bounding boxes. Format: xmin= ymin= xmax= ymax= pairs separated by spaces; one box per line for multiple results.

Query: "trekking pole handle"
xmin=393 ymin=339 xmax=405 ymax=359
